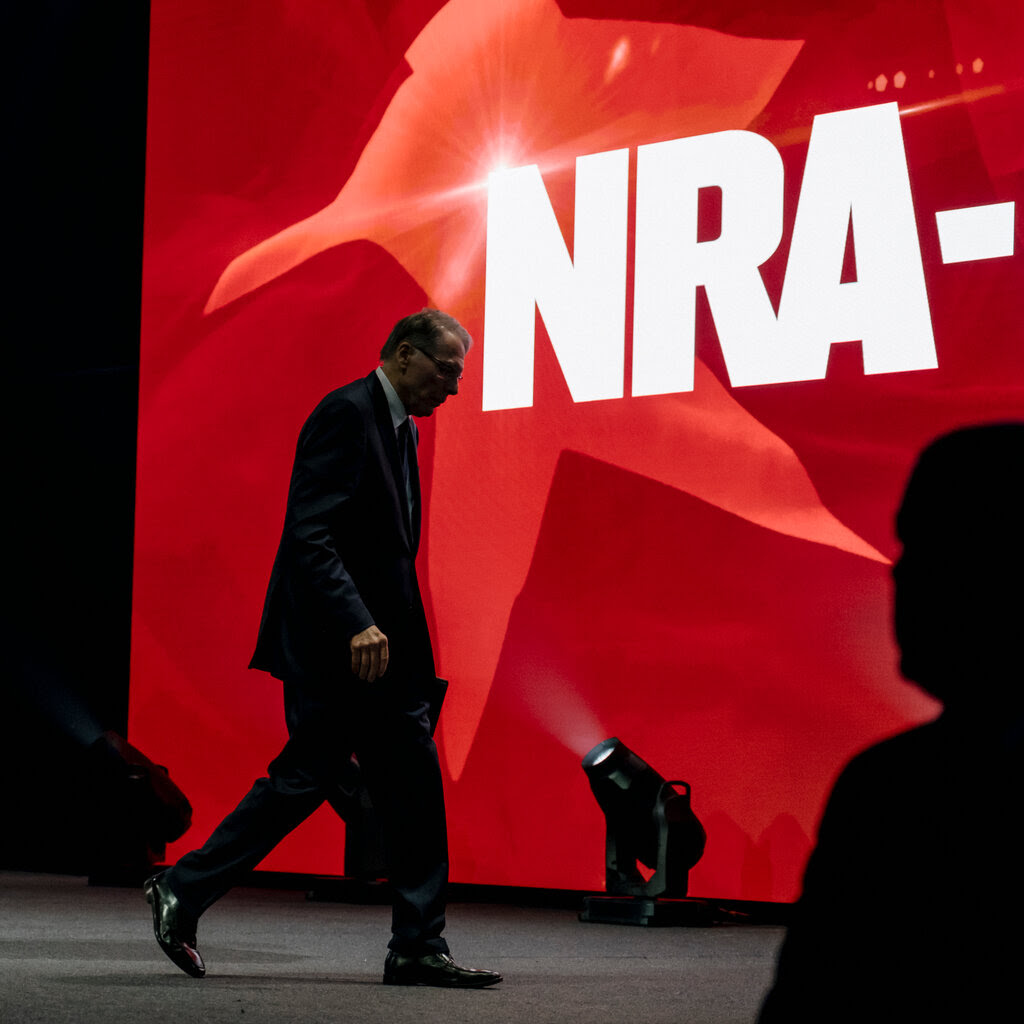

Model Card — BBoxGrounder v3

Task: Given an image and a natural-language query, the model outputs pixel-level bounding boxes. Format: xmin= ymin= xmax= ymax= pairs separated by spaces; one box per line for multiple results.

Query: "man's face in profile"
xmin=892 ymin=438 xmax=1021 ymax=711
xmin=892 ymin=537 xmax=951 ymax=699
xmin=396 ymin=330 xmax=466 ymax=418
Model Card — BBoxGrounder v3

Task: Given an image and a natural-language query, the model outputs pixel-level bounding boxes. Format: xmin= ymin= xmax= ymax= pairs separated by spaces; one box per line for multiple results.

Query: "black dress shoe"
xmin=383 ymin=951 xmax=502 ymax=988
xmin=143 ymin=872 xmax=205 ymax=978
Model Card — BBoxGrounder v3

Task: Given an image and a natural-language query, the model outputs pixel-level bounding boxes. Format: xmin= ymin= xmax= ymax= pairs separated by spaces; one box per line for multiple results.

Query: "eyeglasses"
xmin=413 ymin=345 xmax=464 ymax=384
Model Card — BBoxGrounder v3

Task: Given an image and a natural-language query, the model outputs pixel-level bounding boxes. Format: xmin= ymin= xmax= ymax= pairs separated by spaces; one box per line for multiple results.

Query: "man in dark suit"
xmin=145 ymin=308 xmax=501 ymax=988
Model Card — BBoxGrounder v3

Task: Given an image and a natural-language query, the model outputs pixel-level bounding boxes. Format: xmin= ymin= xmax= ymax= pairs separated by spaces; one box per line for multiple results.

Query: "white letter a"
xmin=770 ymin=102 xmax=936 ymax=384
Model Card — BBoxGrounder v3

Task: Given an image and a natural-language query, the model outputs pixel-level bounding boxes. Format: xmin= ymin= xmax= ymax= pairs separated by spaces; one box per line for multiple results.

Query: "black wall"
xmin=6 ymin=1 xmax=148 ymax=872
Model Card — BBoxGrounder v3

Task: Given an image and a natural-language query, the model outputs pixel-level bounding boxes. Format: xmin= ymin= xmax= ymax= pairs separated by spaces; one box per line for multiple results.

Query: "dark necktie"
xmin=397 ymin=418 xmax=420 ymax=546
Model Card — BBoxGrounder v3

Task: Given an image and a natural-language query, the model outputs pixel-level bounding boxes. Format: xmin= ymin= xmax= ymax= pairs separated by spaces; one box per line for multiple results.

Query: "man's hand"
xmin=350 ymin=625 xmax=389 ymax=681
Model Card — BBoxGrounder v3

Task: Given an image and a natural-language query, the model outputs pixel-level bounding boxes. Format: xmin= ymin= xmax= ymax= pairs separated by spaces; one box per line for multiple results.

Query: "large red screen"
xmin=131 ymin=0 xmax=1022 ymax=901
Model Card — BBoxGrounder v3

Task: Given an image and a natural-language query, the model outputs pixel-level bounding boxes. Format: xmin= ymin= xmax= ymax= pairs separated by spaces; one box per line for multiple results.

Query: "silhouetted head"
xmin=893 ymin=423 xmax=1024 ymax=712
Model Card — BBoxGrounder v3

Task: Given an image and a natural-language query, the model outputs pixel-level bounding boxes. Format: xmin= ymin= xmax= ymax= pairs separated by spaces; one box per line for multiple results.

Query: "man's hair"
xmin=379 ymin=308 xmax=472 ymax=360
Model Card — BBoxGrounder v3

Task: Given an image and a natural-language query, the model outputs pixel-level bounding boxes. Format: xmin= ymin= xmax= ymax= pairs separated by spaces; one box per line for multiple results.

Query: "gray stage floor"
xmin=0 ymin=872 xmax=785 ymax=1024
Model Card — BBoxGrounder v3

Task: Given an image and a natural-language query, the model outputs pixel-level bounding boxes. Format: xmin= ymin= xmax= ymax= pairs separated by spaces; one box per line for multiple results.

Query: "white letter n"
xmin=482 ymin=149 xmax=628 ymax=411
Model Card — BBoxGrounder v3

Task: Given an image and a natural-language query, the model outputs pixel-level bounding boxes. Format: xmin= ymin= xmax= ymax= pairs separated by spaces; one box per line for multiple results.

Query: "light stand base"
xmin=579 ymin=896 xmax=717 ymax=927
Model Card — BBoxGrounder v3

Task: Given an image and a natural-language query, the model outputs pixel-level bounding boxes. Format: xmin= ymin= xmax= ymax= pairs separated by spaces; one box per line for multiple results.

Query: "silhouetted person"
xmin=759 ymin=423 xmax=1024 ymax=1022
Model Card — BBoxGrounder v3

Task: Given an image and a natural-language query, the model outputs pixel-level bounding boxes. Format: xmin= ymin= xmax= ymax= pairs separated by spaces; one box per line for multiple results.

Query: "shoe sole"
xmin=383 ymin=973 xmax=502 ymax=988
xmin=144 ymin=877 xmax=206 ymax=979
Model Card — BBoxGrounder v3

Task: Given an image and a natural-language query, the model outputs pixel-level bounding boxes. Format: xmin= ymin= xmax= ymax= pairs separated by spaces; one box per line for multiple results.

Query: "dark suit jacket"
xmin=250 ymin=372 xmax=435 ymax=687
xmin=758 ymin=710 xmax=1023 ymax=1022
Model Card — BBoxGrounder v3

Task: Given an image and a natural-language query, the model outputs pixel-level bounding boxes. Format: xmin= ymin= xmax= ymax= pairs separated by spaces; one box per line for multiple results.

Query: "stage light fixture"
xmin=580 ymin=737 xmax=710 ymax=925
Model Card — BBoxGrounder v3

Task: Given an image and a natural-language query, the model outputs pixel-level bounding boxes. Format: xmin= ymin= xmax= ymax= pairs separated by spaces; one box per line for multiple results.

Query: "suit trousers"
xmin=165 ymin=674 xmax=450 ymax=955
